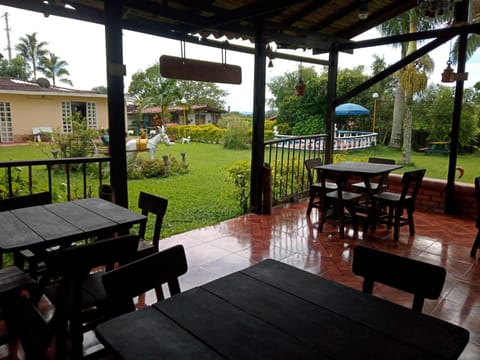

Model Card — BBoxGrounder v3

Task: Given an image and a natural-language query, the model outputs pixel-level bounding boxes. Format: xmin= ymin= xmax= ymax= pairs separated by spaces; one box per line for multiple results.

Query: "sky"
xmin=1 ymin=5 xmax=480 ymax=113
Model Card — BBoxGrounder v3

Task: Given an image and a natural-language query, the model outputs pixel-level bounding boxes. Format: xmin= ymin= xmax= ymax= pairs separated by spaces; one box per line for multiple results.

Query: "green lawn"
xmin=0 ymin=142 xmax=251 ymax=238
xmin=342 ymin=146 xmax=479 ymax=184
xmin=1 ymin=142 xmax=478 ymax=240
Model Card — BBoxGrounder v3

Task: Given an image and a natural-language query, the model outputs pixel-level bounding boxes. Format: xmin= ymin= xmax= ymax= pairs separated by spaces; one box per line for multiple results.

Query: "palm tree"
xmin=139 ymin=76 xmax=180 ymax=121
xmin=378 ymin=11 xmax=443 ymax=150
xmin=399 ymin=52 xmax=434 ymax=165
xmin=451 ymin=33 xmax=480 ymax=64
xmin=38 ymin=51 xmax=73 ymax=86
xmin=15 ymin=32 xmax=48 ymax=81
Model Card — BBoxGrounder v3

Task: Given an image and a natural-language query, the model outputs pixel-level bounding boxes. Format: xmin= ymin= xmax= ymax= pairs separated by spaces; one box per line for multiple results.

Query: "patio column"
xmin=445 ymin=1 xmax=468 ymax=214
xmin=325 ymin=46 xmax=338 ymax=164
xmin=250 ymin=23 xmax=267 ymax=214
xmin=105 ymin=0 xmax=129 ymax=208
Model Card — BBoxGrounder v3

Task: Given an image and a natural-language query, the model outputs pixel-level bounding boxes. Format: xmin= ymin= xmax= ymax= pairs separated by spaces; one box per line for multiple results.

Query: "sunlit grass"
xmin=1 ymin=142 xmax=477 ymax=241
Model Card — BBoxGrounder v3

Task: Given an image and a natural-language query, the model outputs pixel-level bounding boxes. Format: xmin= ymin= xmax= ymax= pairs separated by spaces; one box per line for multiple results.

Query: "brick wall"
xmin=386 ymin=174 xmax=476 ymax=219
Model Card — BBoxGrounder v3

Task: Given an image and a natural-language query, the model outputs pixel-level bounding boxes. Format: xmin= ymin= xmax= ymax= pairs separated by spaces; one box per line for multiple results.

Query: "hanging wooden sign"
xmin=159 ymin=55 xmax=242 ymax=84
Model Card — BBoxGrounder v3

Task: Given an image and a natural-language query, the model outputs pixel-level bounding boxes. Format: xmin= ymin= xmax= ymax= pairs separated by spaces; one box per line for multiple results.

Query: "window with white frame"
xmin=86 ymin=102 xmax=97 ymax=129
xmin=0 ymin=102 xmax=13 ymax=142
xmin=61 ymin=101 xmax=73 ymax=133
xmin=61 ymin=101 xmax=98 ymax=133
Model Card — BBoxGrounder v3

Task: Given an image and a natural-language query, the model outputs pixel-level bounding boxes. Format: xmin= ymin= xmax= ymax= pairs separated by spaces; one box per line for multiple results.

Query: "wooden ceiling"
xmin=1 ymin=0 xmax=420 ymax=53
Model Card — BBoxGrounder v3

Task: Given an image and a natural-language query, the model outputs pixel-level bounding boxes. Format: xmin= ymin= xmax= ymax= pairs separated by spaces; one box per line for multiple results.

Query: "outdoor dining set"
xmin=0 ymin=160 xmax=475 ymax=359
xmin=304 ymin=158 xmax=425 ymax=241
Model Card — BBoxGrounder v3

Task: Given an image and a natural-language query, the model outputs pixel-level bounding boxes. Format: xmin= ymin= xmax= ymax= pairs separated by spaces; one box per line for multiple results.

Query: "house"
xmin=127 ymin=104 xmax=226 ymax=133
xmin=0 ymin=77 xmax=108 ymax=142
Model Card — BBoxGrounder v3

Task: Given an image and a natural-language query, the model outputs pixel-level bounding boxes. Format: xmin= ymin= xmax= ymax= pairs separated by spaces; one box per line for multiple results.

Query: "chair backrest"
xmin=304 ymin=158 xmax=323 ymax=185
xmin=352 ymin=245 xmax=446 ymax=312
xmin=400 ymin=169 xmax=426 ymax=202
xmin=368 ymin=157 xmax=395 ymax=165
xmin=0 ymin=191 xmax=52 ymax=211
xmin=102 ymin=244 xmax=188 ymax=318
xmin=475 ymin=176 xmax=480 ymax=229
xmin=42 ymin=234 xmax=140 ymax=298
xmin=41 ymin=234 xmax=139 ymax=359
xmin=137 ymin=192 xmax=168 ymax=246
xmin=320 ymin=169 xmax=347 ymax=196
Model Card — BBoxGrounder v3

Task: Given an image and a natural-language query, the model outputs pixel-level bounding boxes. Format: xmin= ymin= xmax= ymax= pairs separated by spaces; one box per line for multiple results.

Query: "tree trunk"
xmin=389 ymin=83 xmax=405 ymax=148
xmin=402 ymin=97 xmax=413 ymax=165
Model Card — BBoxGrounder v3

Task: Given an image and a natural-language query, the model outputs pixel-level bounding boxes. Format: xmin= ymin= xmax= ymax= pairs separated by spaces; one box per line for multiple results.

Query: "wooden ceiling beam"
xmin=339 ymin=22 xmax=480 ymax=51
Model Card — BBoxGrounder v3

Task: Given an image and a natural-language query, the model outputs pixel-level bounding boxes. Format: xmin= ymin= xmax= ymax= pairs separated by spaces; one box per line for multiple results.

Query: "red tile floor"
xmin=159 ymin=199 xmax=480 ymax=360
xmin=3 ymin=199 xmax=479 ymax=359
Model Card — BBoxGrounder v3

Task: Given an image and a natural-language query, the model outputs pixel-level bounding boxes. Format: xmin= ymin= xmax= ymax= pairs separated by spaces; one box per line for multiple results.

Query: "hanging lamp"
xmin=295 ymin=66 xmax=306 ymax=96
xmin=441 ymin=59 xmax=456 ymax=83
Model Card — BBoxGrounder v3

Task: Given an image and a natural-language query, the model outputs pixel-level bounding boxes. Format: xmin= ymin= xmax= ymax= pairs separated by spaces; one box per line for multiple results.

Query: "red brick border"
xmin=386 ymin=174 xmax=476 ymax=219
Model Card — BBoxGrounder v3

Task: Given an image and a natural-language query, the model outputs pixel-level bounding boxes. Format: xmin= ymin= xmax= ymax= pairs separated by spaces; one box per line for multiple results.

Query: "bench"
xmin=32 ymin=127 xmax=53 ymax=142
xmin=419 ymin=141 xmax=450 ymax=154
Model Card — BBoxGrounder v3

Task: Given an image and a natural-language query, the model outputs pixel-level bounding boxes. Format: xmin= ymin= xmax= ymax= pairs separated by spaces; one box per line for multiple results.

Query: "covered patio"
xmin=6 ymin=0 xmax=479 ymax=214
xmin=160 ymin=200 xmax=480 ymax=359
xmin=1 ymin=1 xmax=479 ymax=358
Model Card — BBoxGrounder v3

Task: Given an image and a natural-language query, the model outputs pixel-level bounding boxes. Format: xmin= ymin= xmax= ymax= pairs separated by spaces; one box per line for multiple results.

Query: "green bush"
xmin=226 ymin=160 xmax=251 ymax=213
xmin=0 ymin=167 xmax=36 ymax=198
xmin=47 ymin=113 xmax=99 ymax=159
xmin=222 ymin=118 xmax=251 ymax=150
xmin=127 ymin=155 xmax=189 ymax=179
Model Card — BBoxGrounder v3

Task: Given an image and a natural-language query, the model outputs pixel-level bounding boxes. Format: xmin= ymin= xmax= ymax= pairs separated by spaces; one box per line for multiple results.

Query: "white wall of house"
xmin=0 ymin=92 xmax=108 ymax=142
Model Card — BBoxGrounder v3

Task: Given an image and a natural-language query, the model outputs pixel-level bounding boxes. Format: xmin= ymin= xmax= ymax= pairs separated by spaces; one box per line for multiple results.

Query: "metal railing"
xmin=0 ymin=156 xmax=111 ymax=201
xmin=264 ymin=131 xmax=378 ymax=204
xmin=265 ymin=134 xmax=326 ymax=204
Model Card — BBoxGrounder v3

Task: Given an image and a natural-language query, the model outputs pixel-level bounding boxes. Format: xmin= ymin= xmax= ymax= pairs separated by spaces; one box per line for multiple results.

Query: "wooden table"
xmin=315 ymin=161 xmax=403 ymax=232
xmin=316 ymin=161 xmax=403 ymax=196
xmin=0 ymin=198 xmax=146 ymax=253
xmin=96 ymin=259 xmax=469 ymax=360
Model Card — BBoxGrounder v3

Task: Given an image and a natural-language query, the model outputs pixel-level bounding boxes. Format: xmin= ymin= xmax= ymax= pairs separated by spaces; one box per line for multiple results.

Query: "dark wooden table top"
xmin=0 ymin=198 xmax=146 ymax=252
xmin=96 ymin=259 xmax=469 ymax=360
xmin=316 ymin=161 xmax=403 ymax=176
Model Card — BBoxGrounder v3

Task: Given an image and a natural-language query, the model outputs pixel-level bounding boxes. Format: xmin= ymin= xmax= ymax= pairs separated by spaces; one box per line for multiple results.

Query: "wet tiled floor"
xmin=158 ymin=199 xmax=480 ymax=359
xmin=3 ymin=199 xmax=479 ymax=359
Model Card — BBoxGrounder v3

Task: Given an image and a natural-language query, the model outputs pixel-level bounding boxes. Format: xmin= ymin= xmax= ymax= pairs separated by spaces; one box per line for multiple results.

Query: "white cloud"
xmin=0 ymin=5 xmax=478 ymax=113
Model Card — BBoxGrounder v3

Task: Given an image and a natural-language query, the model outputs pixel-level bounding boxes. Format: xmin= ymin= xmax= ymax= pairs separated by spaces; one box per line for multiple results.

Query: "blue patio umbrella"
xmin=335 ymin=103 xmax=370 ymax=116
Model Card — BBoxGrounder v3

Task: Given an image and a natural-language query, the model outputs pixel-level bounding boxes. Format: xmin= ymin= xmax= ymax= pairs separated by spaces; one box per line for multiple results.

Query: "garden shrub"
xmin=47 ymin=113 xmax=99 ymax=159
xmin=127 ymin=155 xmax=189 ymax=179
xmin=0 ymin=167 xmax=36 ymax=199
xmin=270 ymin=159 xmax=303 ymax=202
xmin=222 ymin=118 xmax=251 ymax=150
xmin=226 ymin=160 xmax=251 ymax=213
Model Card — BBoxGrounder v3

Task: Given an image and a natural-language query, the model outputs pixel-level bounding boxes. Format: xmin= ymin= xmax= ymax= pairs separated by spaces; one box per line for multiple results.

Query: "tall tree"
xmin=451 ymin=34 xmax=480 ymax=64
xmin=15 ymin=32 xmax=48 ymax=81
xmin=176 ymin=80 xmax=228 ymax=109
xmin=398 ymin=13 xmax=434 ymax=165
xmin=378 ymin=11 xmax=442 ymax=150
xmin=38 ymin=51 xmax=72 ymax=86
xmin=370 ymin=55 xmax=396 ymax=144
xmin=129 ymin=63 xmax=229 ymax=119
xmin=0 ymin=56 xmax=29 ymax=79
xmin=128 ymin=64 xmax=181 ymax=120
xmin=91 ymin=85 xmax=108 ymax=94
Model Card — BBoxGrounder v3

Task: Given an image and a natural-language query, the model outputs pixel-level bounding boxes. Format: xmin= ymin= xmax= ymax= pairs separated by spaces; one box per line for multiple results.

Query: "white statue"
xmin=125 ymin=126 xmax=174 ymax=160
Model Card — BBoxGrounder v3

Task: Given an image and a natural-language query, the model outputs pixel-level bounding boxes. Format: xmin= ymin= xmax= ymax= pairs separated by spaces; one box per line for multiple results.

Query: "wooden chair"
xmin=318 ymin=168 xmax=362 ymax=238
xmin=102 ymin=244 xmax=188 ymax=319
xmin=304 ymin=159 xmax=337 ymax=216
xmin=351 ymin=157 xmax=396 ymax=193
xmin=371 ymin=169 xmax=426 ymax=241
xmin=136 ymin=191 xmax=169 ymax=259
xmin=0 ymin=266 xmax=40 ymax=358
xmin=0 ymin=191 xmax=52 ymax=277
xmin=352 ymin=245 xmax=446 ymax=312
xmin=40 ymin=234 xmax=140 ymax=359
xmin=470 ymin=176 xmax=480 ymax=257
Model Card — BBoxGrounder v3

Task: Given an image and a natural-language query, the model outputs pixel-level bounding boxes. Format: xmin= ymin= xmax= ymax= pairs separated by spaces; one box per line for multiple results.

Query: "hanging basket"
xmin=295 ymin=79 xmax=306 ymax=96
